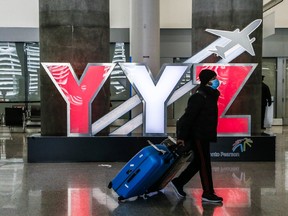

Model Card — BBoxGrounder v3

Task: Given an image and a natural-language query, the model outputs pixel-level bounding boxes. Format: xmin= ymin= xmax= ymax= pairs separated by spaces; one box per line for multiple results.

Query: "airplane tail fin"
xmin=212 ymin=46 xmax=226 ymax=59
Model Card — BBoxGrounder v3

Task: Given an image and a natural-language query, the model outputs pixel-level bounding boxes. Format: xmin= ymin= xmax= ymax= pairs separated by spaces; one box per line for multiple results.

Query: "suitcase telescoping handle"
xmin=160 ymin=136 xmax=177 ymax=147
xmin=147 ymin=140 xmax=166 ymax=155
xmin=167 ymin=136 xmax=177 ymax=144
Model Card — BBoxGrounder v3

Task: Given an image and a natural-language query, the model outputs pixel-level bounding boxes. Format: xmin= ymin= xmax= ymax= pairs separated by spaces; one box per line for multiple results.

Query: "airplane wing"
xmin=239 ymin=37 xmax=256 ymax=56
xmin=205 ymin=29 xmax=239 ymax=41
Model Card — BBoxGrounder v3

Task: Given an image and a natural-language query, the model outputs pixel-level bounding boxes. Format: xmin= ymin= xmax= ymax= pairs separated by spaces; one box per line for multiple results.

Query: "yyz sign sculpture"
xmin=42 ymin=19 xmax=262 ymax=137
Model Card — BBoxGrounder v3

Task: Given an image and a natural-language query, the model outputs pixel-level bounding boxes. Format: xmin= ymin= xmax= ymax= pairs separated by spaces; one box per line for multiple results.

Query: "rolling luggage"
xmin=108 ymin=142 xmax=175 ymax=201
xmin=147 ymin=138 xmax=192 ymax=193
xmin=147 ymin=151 xmax=191 ymax=193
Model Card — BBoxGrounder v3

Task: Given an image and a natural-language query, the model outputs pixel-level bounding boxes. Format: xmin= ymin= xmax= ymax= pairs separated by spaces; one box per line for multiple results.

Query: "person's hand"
xmin=177 ymin=139 xmax=185 ymax=146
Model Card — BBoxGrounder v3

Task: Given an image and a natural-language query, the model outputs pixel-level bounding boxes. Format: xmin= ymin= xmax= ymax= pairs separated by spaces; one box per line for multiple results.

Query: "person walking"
xmin=261 ymin=75 xmax=272 ymax=129
xmin=171 ymin=69 xmax=223 ymax=203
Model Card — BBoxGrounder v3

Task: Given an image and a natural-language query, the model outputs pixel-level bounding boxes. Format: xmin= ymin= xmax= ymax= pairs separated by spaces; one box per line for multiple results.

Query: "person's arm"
xmin=177 ymin=94 xmax=205 ymax=140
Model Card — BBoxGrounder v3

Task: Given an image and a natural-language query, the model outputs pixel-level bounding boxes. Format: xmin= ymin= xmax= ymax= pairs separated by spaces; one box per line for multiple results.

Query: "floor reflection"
xmin=0 ymin=127 xmax=12 ymax=160
xmin=68 ymin=188 xmax=91 ymax=216
xmin=0 ymin=126 xmax=25 ymax=162
xmin=21 ymin=160 xmax=279 ymax=216
xmin=0 ymin=126 xmax=287 ymax=215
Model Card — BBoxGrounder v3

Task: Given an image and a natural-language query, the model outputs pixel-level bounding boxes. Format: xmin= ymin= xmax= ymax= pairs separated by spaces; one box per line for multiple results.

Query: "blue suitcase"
xmin=108 ymin=142 xmax=175 ymax=201
xmin=147 ymin=137 xmax=193 ymax=193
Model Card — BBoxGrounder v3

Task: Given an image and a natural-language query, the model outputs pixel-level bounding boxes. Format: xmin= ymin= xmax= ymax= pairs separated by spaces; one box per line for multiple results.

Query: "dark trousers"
xmin=174 ymin=139 xmax=214 ymax=194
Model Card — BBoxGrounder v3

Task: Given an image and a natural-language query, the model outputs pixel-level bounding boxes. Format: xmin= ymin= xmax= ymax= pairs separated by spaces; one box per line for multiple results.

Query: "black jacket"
xmin=262 ymin=82 xmax=272 ymax=106
xmin=177 ymin=85 xmax=220 ymax=142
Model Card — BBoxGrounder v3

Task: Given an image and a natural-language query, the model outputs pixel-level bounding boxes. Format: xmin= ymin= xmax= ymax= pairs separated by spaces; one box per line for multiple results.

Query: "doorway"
xmin=265 ymin=57 xmax=288 ymax=125
xmin=280 ymin=58 xmax=288 ymax=125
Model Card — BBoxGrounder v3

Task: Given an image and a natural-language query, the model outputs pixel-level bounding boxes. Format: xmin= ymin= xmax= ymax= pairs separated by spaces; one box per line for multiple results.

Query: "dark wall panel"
xmin=192 ymin=0 xmax=263 ymax=134
xmin=39 ymin=0 xmax=110 ymax=135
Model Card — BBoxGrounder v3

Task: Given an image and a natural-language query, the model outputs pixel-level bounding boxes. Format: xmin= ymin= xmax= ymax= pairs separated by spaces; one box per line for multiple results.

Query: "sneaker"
xmin=202 ymin=193 xmax=223 ymax=203
xmin=170 ymin=180 xmax=186 ymax=198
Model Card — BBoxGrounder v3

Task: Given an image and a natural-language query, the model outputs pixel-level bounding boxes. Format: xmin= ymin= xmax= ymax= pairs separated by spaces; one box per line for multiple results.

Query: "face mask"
xmin=210 ymin=79 xmax=220 ymax=89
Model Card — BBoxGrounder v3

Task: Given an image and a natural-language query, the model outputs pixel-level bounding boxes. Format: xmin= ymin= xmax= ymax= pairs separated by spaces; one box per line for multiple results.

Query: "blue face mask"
xmin=210 ymin=79 xmax=220 ymax=89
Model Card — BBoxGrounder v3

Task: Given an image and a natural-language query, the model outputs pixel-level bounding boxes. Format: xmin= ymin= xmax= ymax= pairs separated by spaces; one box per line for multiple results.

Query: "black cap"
xmin=199 ymin=69 xmax=217 ymax=85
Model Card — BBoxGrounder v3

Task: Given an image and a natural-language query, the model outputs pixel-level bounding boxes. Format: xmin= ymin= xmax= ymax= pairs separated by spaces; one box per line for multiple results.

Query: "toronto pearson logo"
xmin=232 ymin=138 xmax=253 ymax=153
xmin=210 ymin=138 xmax=253 ymax=158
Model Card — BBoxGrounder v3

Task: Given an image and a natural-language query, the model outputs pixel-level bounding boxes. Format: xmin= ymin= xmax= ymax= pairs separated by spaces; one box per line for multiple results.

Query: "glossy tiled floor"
xmin=0 ymin=126 xmax=287 ymax=216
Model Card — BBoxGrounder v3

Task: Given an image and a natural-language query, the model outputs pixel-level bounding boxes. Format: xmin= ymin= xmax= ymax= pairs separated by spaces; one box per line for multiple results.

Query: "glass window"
xmin=0 ymin=42 xmax=24 ymax=101
xmin=0 ymin=42 xmax=40 ymax=103
xmin=26 ymin=43 xmax=40 ymax=101
xmin=110 ymin=42 xmax=130 ymax=101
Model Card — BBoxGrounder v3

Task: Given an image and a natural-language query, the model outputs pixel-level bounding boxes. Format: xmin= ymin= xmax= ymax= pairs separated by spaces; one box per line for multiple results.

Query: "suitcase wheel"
xmin=118 ymin=196 xmax=125 ymax=201
xmin=139 ymin=194 xmax=148 ymax=200
xmin=107 ymin=182 xmax=112 ymax=189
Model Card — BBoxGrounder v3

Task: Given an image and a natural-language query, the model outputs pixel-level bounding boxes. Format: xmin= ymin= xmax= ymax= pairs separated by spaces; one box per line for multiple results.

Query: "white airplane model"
xmin=206 ymin=19 xmax=262 ymax=59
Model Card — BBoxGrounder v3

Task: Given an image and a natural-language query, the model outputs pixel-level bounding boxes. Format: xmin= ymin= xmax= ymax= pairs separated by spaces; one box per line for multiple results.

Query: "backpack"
xmin=176 ymin=90 xmax=206 ymax=140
